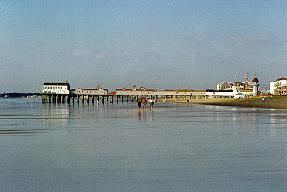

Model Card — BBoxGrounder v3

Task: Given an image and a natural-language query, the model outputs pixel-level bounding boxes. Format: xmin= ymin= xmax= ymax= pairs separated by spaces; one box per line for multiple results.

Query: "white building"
xmin=42 ymin=82 xmax=70 ymax=95
xmin=270 ymin=77 xmax=287 ymax=95
xmin=216 ymin=75 xmax=259 ymax=97
xmin=270 ymin=82 xmax=276 ymax=95
xmin=216 ymin=81 xmax=233 ymax=90
xmin=206 ymin=89 xmax=235 ymax=98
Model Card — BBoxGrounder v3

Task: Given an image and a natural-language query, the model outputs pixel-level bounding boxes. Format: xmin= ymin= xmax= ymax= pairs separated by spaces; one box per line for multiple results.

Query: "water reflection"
xmin=3 ymin=99 xmax=287 ymax=191
xmin=138 ymin=109 xmax=143 ymax=121
xmin=42 ymin=104 xmax=70 ymax=124
xmin=137 ymin=108 xmax=154 ymax=124
xmin=211 ymin=106 xmax=260 ymax=124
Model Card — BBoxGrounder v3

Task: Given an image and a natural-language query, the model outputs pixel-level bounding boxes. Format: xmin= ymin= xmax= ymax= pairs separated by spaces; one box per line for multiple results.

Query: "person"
xmin=150 ymin=98 xmax=155 ymax=109
xmin=148 ymin=98 xmax=152 ymax=103
xmin=148 ymin=98 xmax=154 ymax=109
xmin=142 ymin=97 xmax=147 ymax=108
xmin=137 ymin=98 xmax=142 ymax=109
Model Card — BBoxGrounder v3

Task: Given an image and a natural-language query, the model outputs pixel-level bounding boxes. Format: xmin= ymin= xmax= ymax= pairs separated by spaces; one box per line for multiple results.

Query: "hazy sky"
xmin=1 ymin=0 xmax=287 ymax=92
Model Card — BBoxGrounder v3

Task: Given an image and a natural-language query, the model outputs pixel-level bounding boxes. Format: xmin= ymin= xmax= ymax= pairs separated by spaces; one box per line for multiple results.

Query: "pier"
xmin=42 ymin=92 xmax=202 ymax=105
xmin=41 ymin=82 xmax=205 ymax=105
xmin=41 ymin=76 xmax=265 ymax=105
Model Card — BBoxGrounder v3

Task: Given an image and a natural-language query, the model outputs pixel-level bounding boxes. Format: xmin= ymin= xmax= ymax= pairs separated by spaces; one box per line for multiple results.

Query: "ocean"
xmin=1 ymin=98 xmax=287 ymax=192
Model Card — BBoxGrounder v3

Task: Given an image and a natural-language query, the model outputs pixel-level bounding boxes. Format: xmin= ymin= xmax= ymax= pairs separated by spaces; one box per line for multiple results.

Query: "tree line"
xmin=0 ymin=93 xmax=41 ymax=98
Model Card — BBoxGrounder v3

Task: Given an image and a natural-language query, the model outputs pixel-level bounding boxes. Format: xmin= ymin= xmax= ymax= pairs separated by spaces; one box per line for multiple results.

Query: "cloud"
xmin=95 ymin=52 xmax=106 ymax=59
xmin=233 ymin=33 xmax=287 ymax=48
xmin=72 ymin=49 xmax=91 ymax=57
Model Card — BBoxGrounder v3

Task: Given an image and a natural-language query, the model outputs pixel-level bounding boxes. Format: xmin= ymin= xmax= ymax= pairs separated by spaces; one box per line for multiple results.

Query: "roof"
xmin=241 ymin=89 xmax=253 ymax=92
xmin=206 ymin=89 xmax=233 ymax=92
xmin=252 ymin=77 xmax=259 ymax=83
xmin=163 ymin=89 xmax=194 ymax=92
xmin=116 ymin=88 xmax=133 ymax=91
xmin=43 ymin=82 xmax=70 ymax=86
xmin=276 ymin=77 xmax=287 ymax=81
xmin=78 ymin=88 xmax=108 ymax=91
xmin=116 ymin=88 xmax=157 ymax=91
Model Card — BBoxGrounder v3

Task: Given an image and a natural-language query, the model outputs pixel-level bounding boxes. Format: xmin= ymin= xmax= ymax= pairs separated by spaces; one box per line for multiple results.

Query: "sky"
xmin=1 ymin=0 xmax=287 ymax=92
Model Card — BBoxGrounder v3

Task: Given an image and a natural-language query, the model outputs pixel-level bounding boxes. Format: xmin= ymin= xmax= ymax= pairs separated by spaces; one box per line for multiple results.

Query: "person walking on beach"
xmin=137 ymin=98 xmax=142 ymax=109
xmin=148 ymin=98 xmax=155 ymax=109
xmin=142 ymin=97 xmax=147 ymax=108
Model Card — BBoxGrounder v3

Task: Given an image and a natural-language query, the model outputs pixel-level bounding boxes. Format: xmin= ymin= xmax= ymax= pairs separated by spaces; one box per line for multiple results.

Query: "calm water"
xmin=1 ymin=98 xmax=287 ymax=192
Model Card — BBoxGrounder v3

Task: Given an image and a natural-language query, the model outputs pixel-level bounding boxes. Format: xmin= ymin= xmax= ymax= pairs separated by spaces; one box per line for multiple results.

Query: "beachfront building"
xmin=216 ymin=74 xmax=259 ymax=97
xmin=270 ymin=77 xmax=287 ymax=95
xmin=217 ymin=81 xmax=247 ymax=91
xmin=206 ymin=89 xmax=235 ymax=98
xmin=205 ymin=87 xmax=251 ymax=99
xmin=42 ymin=82 xmax=70 ymax=95
xmin=216 ymin=81 xmax=233 ymax=91
xmin=72 ymin=85 xmax=108 ymax=95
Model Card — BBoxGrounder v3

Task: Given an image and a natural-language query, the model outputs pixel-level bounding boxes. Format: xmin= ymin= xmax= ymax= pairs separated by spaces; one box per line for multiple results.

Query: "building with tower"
xmin=216 ymin=74 xmax=259 ymax=97
xmin=249 ymin=75 xmax=259 ymax=96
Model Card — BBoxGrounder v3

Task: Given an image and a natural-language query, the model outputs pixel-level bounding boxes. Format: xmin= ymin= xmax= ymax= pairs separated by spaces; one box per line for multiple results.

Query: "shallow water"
xmin=1 ymin=98 xmax=287 ymax=192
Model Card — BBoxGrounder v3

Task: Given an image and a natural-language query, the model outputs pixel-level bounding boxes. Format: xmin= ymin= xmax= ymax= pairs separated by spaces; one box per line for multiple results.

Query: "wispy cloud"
xmin=232 ymin=33 xmax=287 ymax=48
xmin=72 ymin=49 xmax=91 ymax=57
xmin=95 ymin=52 xmax=106 ymax=59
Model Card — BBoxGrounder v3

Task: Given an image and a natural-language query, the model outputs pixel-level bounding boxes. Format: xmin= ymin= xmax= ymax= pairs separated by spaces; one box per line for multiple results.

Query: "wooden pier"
xmin=42 ymin=94 xmax=144 ymax=105
xmin=41 ymin=83 xmax=206 ymax=105
xmin=41 ymin=92 xmax=205 ymax=105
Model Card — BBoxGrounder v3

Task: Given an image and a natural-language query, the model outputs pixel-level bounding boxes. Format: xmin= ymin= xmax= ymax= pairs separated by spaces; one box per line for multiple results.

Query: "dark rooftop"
xmin=43 ymin=82 xmax=70 ymax=86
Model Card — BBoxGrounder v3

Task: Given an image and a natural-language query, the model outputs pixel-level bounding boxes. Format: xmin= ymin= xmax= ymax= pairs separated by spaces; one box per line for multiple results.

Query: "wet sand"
xmin=2 ymin=98 xmax=287 ymax=191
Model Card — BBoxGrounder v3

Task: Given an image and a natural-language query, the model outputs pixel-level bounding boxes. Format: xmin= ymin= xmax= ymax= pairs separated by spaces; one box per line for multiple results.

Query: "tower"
xmin=251 ymin=74 xmax=259 ymax=96
xmin=243 ymin=73 xmax=249 ymax=90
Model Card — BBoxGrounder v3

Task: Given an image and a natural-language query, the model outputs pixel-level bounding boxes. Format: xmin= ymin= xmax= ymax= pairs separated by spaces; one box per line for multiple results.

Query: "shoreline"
xmin=160 ymin=96 xmax=287 ymax=109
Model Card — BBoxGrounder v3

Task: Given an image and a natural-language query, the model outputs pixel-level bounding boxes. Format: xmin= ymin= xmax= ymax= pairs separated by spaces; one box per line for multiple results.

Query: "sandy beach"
xmin=190 ymin=96 xmax=287 ymax=109
xmin=159 ymin=96 xmax=287 ymax=109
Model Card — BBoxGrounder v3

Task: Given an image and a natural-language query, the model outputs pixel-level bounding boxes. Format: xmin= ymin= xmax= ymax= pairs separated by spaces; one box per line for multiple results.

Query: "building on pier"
xmin=42 ymin=81 xmax=71 ymax=103
xmin=71 ymin=85 xmax=108 ymax=95
xmin=42 ymin=82 xmax=70 ymax=95
xmin=115 ymin=87 xmax=158 ymax=96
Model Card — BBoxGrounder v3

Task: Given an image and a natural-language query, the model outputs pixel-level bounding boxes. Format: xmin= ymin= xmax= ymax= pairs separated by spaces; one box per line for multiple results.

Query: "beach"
xmin=190 ymin=96 xmax=287 ymax=109
xmin=159 ymin=96 xmax=287 ymax=109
